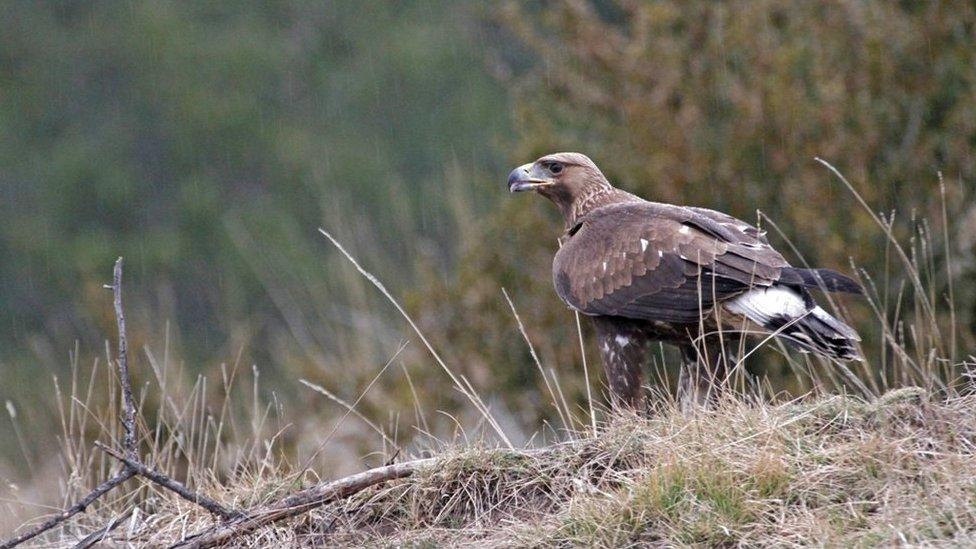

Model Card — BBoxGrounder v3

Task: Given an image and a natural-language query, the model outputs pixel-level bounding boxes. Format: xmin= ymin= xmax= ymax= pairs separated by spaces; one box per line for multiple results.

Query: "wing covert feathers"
xmin=553 ymin=202 xmax=790 ymax=322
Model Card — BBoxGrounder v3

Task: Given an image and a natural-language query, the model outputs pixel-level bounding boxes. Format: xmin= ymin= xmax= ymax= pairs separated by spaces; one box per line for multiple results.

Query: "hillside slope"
xmin=41 ymin=387 xmax=976 ymax=547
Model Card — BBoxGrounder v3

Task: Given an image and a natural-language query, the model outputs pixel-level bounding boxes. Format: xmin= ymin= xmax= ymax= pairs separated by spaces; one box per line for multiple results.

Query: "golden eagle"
xmin=508 ymin=152 xmax=862 ymax=409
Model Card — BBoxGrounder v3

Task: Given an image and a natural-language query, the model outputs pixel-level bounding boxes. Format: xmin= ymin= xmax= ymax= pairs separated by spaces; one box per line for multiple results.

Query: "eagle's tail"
xmin=725 ymin=285 xmax=862 ymax=361
xmin=779 ymin=267 xmax=864 ymax=294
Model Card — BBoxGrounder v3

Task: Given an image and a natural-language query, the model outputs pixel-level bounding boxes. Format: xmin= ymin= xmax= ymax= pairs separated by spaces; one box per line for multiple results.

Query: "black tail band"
xmin=781 ymin=268 xmax=863 ymax=295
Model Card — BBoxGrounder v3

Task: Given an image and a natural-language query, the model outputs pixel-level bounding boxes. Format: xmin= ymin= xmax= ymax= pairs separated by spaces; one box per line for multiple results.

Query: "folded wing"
xmin=552 ymin=202 xmax=791 ymax=323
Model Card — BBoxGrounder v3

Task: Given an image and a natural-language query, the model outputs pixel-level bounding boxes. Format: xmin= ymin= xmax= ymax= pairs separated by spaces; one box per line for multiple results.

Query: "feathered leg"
xmin=677 ymin=332 xmax=740 ymax=411
xmin=591 ymin=316 xmax=648 ymax=410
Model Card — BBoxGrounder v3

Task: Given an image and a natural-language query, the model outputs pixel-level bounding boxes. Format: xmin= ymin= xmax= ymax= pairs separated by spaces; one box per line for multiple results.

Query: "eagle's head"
xmin=508 ymin=152 xmax=615 ymax=227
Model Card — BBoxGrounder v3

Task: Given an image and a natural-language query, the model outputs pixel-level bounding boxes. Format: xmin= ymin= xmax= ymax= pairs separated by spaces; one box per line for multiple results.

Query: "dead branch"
xmin=5 ymin=257 xmax=460 ymax=548
xmin=1 ymin=258 xmax=235 ymax=548
xmin=170 ymin=457 xmax=435 ymax=549
xmin=95 ymin=442 xmax=239 ymax=520
xmin=0 ymin=259 xmax=138 ymax=548
xmin=112 ymin=258 xmax=138 ymax=458
xmin=0 ymin=470 xmax=135 ymax=549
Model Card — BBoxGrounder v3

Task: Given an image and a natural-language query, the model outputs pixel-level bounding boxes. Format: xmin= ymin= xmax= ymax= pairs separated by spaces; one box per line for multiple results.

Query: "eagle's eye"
xmin=547 ymin=162 xmax=564 ymax=175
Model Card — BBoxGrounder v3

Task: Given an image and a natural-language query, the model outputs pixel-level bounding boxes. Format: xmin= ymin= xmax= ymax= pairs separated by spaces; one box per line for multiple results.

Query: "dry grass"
xmin=12 ymin=383 xmax=976 ymax=547
xmin=325 ymin=387 xmax=976 ymax=547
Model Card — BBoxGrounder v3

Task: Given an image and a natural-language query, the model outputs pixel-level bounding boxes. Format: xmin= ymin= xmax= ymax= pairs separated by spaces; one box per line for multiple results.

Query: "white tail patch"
xmin=640 ymin=238 xmax=649 ymax=252
xmin=725 ymin=286 xmax=807 ymax=324
xmin=811 ymin=305 xmax=861 ymax=340
xmin=726 ymin=286 xmax=862 ymax=361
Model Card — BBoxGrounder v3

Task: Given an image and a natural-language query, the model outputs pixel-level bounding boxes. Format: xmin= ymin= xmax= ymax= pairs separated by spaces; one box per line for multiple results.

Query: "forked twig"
xmin=8 ymin=242 xmax=526 ymax=548
xmin=1 ymin=258 xmax=236 ymax=548
xmin=94 ymin=442 xmax=239 ymax=520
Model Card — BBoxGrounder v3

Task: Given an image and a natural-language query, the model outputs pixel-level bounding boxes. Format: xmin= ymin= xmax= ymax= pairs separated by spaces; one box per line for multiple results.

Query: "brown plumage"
xmin=508 ymin=152 xmax=863 ymax=409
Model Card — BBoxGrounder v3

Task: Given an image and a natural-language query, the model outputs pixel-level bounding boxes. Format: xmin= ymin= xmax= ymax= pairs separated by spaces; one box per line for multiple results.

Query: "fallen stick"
xmin=169 ymin=441 xmax=577 ymax=548
xmin=170 ymin=457 xmax=435 ymax=549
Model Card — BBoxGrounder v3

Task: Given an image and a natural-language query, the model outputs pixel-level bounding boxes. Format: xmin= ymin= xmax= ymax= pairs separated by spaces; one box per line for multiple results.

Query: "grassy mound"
xmin=88 ymin=387 xmax=975 ymax=547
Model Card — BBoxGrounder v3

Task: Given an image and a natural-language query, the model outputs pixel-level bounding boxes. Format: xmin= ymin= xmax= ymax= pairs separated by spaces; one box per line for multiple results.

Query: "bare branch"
xmin=2 ymin=258 xmax=235 ymax=548
xmin=95 ymin=442 xmax=239 ymax=520
xmin=0 ymin=258 xmax=141 ymax=548
xmin=112 ymin=257 xmax=138 ymax=458
xmin=170 ymin=458 xmax=435 ymax=549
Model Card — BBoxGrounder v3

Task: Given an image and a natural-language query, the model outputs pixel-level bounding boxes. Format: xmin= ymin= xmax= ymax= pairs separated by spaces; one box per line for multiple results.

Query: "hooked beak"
xmin=507 ymin=163 xmax=552 ymax=193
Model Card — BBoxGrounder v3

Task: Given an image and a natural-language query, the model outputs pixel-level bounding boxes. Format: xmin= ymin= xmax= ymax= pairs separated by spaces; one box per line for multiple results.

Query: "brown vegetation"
xmin=8 ymin=363 xmax=976 ymax=547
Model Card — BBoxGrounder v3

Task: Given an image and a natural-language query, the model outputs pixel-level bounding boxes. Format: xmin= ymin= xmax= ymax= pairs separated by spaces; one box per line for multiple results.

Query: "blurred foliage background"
xmin=1 ymin=0 xmax=974 ymax=492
